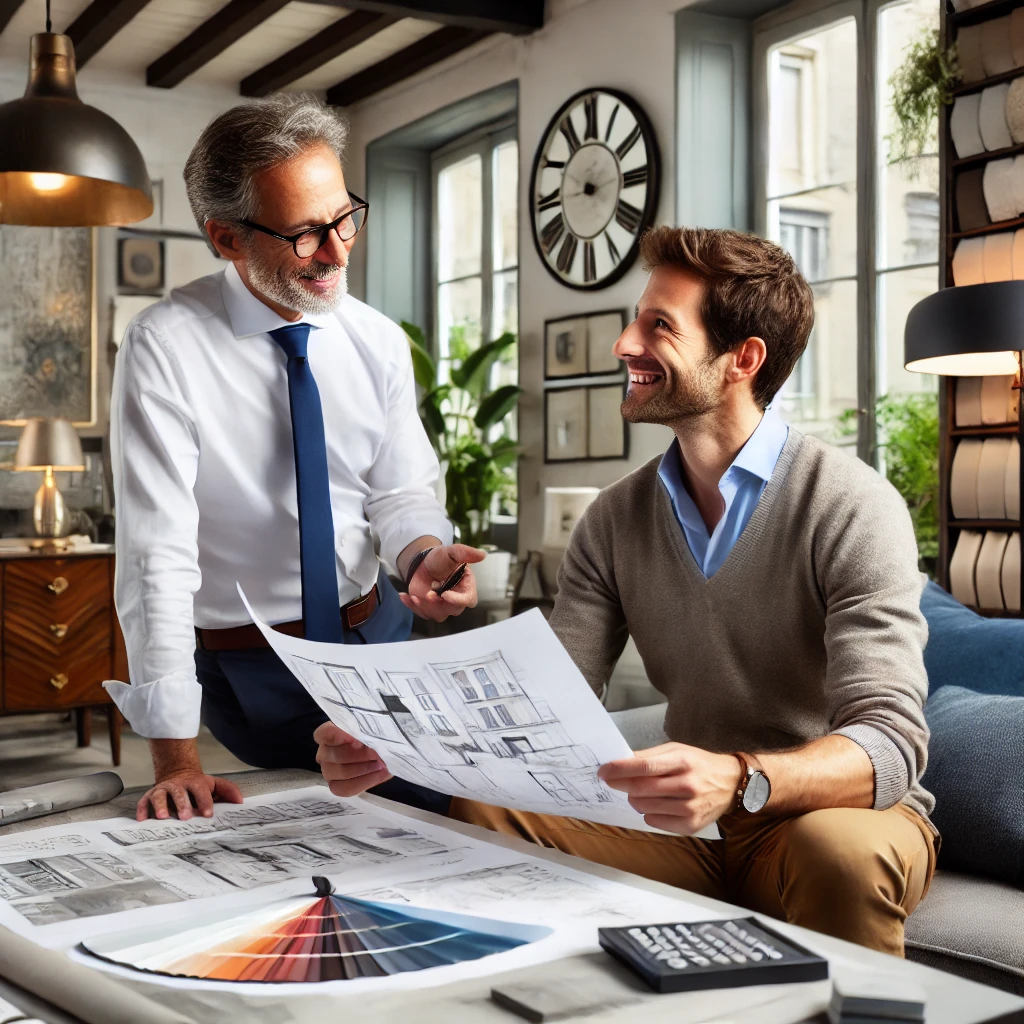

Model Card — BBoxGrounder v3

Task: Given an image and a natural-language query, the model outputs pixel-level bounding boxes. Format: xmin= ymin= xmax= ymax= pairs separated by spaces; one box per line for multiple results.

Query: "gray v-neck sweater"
xmin=550 ymin=429 xmax=934 ymax=821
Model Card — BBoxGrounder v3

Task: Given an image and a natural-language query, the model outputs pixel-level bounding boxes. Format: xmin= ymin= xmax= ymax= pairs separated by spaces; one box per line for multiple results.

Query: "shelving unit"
xmin=940 ymin=0 xmax=1024 ymax=617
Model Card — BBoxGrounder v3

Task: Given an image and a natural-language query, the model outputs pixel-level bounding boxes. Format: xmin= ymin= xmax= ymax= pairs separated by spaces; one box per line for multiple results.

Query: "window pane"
xmin=437 ymin=277 xmax=482 ymax=361
xmin=492 ymin=268 xmax=518 ymax=340
xmin=877 ymin=265 xmax=939 ymax=397
xmin=493 ymin=140 xmax=518 ymax=272
xmin=769 ymin=189 xmax=856 ymax=282
xmin=774 ymin=279 xmax=858 ymax=446
xmin=437 ymin=154 xmax=482 ymax=282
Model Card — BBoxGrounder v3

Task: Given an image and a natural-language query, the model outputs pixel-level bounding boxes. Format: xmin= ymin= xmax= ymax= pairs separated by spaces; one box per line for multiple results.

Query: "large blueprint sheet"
xmin=240 ymin=593 xmax=717 ymax=839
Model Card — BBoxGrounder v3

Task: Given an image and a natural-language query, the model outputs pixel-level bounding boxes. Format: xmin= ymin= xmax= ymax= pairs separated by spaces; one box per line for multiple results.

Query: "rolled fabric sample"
xmin=1007 ymin=438 xmax=1021 ymax=520
xmin=1014 ymin=229 xmax=1024 ymax=278
xmin=949 ymin=529 xmax=984 ymax=607
xmin=951 ymin=438 xmax=984 ymax=519
xmin=1003 ymin=532 xmax=1021 ymax=611
xmin=956 ymin=168 xmax=991 ymax=231
xmin=976 ymin=531 xmax=1010 ymax=609
xmin=956 ymin=376 xmax=984 ymax=427
xmin=0 ymin=771 xmax=123 ymax=825
xmin=1010 ymin=156 xmax=1024 ymax=217
xmin=957 ymin=25 xmax=986 ymax=85
xmin=0 ymin=925 xmax=198 ymax=1024
xmin=980 ymin=84 xmax=1013 ymax=151
xmin=1013 ymin=8 xmax=1024 ymax=69
xmin=984 ymin=158 xmax=1019 ymax=224
xmin=1008 ymin=79 xmax=1024 ymax=145
xmin=952 ymin=236 xmax=986 ymax=286
xmin=981 ymin=374 xmax=1016 ymax=423
xmin=978 ymin=437 xmax=1012 ymax=518
xmin=950 ymin=93 xmax=985 ymax=158
xmin=982 ymin=16 xmax=1015 ymax=76
xmin=983 ymin=229 xmax=1015 ymax=281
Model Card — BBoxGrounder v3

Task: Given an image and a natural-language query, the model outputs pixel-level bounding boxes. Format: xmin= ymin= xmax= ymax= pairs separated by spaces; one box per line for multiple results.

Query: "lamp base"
xmin=33 ymin=468 xmax=68 ymax=539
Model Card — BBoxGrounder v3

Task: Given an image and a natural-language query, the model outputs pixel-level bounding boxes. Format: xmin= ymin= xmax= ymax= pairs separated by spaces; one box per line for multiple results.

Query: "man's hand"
xmin=598 ymin=742 xmax=743 ymax=835
xmin=400 ymin=543 xmax=486 ymax=622
xmin=136 ymin=737 xmax=243 ymax=821
xmin=314 ymin=722 xmax=393 ymax=797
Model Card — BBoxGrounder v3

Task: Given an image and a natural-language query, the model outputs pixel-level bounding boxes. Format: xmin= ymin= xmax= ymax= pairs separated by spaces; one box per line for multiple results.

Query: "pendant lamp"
xmin=0 ymin=0 xmax=153 ymax=226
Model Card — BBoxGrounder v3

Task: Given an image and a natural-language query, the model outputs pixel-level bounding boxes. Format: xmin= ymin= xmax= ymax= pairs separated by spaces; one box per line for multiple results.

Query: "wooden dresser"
xmin=1 ymin=548 xmax=126 ymax=765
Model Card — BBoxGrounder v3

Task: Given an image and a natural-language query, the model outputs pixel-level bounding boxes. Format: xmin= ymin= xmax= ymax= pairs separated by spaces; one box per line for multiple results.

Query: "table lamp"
xmin=11 ymin=417 xmax=85 ymax=549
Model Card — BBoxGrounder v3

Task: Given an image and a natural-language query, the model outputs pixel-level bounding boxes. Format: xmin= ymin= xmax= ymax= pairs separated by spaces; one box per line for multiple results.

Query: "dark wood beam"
xmin=240 ymin=11 xmax=397 ymax=98
xmin=307 ymin=0 xmax=542 ymax=36
xmin=146 ymin=0 xmax=290 ymax=89
xmin=0 ymin=0 xmax=26 ymax=37
xmin=66 ymin=0 xmax=153 ymax=68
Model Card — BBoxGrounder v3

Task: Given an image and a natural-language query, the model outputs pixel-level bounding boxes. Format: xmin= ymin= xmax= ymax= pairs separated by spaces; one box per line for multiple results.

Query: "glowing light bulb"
xmin=29 ymin=173 xmax=70 ymax=192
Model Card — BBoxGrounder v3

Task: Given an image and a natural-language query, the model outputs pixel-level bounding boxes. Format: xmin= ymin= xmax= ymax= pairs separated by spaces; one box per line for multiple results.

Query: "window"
xmin=452 ymin=669 xmax=476 ymax=700
xmin=756 ymin=0 xmax=938 ymax=461
xmin=478 ymin=707 xmax=498 ymax=729
xmin=493 ymin=704 xmax=516 ymax=727
xmin=416 ymin=693 xmax=440 ymax=712
xmin=428 ymin=714 xmax=457 ymax=736
xmin=474 ymin=667 xmax=498 ymax=698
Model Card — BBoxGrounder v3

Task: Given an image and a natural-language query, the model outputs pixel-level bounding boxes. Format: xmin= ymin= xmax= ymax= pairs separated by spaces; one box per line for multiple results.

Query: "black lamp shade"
xmin=904 ymin=280 xmax=1024 ymax=377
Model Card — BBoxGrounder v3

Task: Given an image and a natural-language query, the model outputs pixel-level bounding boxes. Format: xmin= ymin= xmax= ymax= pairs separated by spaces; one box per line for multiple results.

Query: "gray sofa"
xmin=609 ymin=704 xmax=1024 ymax=996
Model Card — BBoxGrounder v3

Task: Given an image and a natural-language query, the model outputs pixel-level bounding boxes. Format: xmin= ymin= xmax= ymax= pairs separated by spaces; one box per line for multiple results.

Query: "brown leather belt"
xmin=195 ymin=585 xmax=380 ymax=651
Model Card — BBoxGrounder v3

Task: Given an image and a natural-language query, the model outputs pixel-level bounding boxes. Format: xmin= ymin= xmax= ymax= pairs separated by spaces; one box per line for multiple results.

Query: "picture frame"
xmin=544 ymin=381 xmax=629 ymax=463
xmin=118 ymin=237 xmax=165 ymax=295
xmin=542 ymin=487 xmax=600 ymax=548
xmin=544 ymin=309 xmax=626 ymax=380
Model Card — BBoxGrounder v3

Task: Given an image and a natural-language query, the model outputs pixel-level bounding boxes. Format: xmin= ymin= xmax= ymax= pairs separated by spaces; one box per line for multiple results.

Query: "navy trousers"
xmin=195 ymin=571 xmax=450 ymax=816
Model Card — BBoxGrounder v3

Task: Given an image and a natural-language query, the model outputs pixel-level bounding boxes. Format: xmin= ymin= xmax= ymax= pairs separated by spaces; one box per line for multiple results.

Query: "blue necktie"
xmin=269 ymin=324 xmax=344 ymax=643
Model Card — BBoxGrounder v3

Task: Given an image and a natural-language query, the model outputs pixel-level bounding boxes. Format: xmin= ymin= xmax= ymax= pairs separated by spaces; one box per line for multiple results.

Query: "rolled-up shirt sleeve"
xmin=363 ymin=335 xmax=452 ymax=571
xmin=103 ymin=322 xmax=204 ymax=739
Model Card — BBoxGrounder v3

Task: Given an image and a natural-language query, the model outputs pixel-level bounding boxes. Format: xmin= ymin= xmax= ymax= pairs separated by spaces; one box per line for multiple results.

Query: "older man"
xmin=107 ymin=95 xmax=479 ymax=822
xmin=316 ymin=226 xmax=938 ymax=957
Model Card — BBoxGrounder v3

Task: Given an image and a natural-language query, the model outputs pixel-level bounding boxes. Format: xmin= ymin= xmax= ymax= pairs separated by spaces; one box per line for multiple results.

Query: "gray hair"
xmin=184 ymin=94 xmax=349 ymax=256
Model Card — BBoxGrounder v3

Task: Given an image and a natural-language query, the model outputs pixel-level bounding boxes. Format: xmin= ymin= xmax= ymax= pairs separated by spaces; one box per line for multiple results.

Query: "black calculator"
xmin=598 ymin=917 xmax=829 ymax=994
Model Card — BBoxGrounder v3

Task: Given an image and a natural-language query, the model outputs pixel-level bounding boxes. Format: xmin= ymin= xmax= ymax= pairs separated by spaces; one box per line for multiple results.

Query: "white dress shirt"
xmin=105 ymin=263 xmax=452 ymax=739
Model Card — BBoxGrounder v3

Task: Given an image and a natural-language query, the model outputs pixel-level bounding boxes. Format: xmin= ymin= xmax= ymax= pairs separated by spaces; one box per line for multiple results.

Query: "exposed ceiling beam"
xmin=240 ymin=10 xmax=397 ymax=98
xmin=146 ymin=0 xmax=290 ymax=90
xmin=0 ymin=0 xmax=26 ymax=37
xmin=326 ymin=25 xmax=489 ymax=107
xmin=307 ymin=0 xmax=542 ymax=36
xmin=66 ymin=0 xmax=153 ymax=68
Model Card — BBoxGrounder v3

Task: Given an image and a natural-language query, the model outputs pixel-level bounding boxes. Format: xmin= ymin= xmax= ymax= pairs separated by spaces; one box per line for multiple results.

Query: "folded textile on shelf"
xmin=1011 ymin=156 xmax=1024 ymax=220
xmin=1013 ymin=8 xmax=1024 ymax=70
xmin=952 ymin=236 xmax=986 ymax=286
xmin=951 ymin=93 xmax=985 ymax=158
xmin=980 ymin=84 xmax=1013 ymax=151
xmin=976 ymin=531 xmax=1010 ymax=609
xmin=1003 ymin=532 xmax=1021 ymax=611
xmin=1007 ymin=438 xmax=1021 ymax=520
xmin=982 ymin=16 xmax=1016 ymax=76
xmin=978 ymin=437 xmax=1012 ymax=519
xmin=1014 ymin=228 xmax=1024 ymax=279
xmin=957 ymin=168 xmax=991 ymax=232
xmin=984 ymin=158 xmax=1019 ymax=225
xmin=984 ymin=229 xmax=1015 ymax=281
xmin=951 ymin=439 xmax=984 ymax=519
xmin=956 ymin=377 xmax=984 ymax=427
xmin=957 ymin=25 xmax=986 ymax=84
xmin=950 ymin=529 xmax=984 ymax=608
xmin=1008 ymin=78 xmax=1024 ymax=144
xmin=981 ymin=374 xmax=1017 ymax=424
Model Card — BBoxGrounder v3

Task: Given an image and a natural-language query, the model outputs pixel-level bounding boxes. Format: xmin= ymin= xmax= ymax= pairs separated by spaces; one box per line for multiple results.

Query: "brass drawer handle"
xmin=47 ymin=577 xmax=69 ymax=595
xmin=50 ymin=672 xmax=69 ymax=690
xmin=50 ymin=623 xmax=68 ymax=640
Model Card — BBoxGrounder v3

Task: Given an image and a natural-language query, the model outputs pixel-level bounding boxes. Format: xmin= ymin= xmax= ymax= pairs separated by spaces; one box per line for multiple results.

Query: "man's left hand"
xmin=400 ymin=544 xmax=486 ymax=622
xmin=598 ymin=742 xmax=743 ymax=835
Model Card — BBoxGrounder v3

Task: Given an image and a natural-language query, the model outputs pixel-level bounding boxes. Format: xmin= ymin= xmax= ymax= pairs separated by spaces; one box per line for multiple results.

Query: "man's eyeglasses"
xmin=240 ymin=192 xmax=369 ymax=258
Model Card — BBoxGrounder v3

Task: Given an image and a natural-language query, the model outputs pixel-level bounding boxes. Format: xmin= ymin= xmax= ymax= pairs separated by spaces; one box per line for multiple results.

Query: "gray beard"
xmin=246 ymin=248 xmax=347 ymax=316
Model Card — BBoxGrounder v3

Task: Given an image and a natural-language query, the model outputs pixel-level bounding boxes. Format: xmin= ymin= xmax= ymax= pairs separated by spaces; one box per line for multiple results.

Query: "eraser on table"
xmin=983 ymin=230 xmax=1015 ymax=282
xmin=950 ymin=530 xmax=983 ymax=608
xmin=977 ymin=437 xmax=1012 ymax=519
xmin=491 ymin=981 xmax=636 ymax=1023
xmin=1002 ymin=532 xmax=1021 ymax=612
xmin=950 ymin=439 xmax=983 ymax=520
xmin=950 ymin=94 xmax=984 ymax=158
xmin=829 ymin=975 xmax=925 ymax=1023
xmin=976 ymin=531 xmax=1010 ymax=610
xmin=982 ymin=16 xmax=1016 ymax=76
xmin=955 ymin=376 xmax=983 ymax=427
xmin=980 ymin=84 xmax=1013 ymax=151
xmin=983 ymin=160 xmax=1018 ymax=228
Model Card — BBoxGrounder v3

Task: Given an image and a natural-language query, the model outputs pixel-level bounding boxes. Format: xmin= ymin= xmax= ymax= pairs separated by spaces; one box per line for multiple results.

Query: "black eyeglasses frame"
xmin=240 ymin=192 xmax=369 ymax=258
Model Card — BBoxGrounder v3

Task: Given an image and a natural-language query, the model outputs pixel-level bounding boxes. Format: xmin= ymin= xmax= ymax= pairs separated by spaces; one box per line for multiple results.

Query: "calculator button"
xmin=667 ymin=958 xmax=688 ymax=970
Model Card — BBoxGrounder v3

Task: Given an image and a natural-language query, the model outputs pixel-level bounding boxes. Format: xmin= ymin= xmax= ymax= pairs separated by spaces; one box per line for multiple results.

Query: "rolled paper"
xmin=1013 ymin=8 xmax=1024 ymax=70
xmin=951 ymin=439 xmax=984 ymax=519
xmin=1002 ymin=532 xmax=1021 ymax=611
xmin=976 ymin=531 xmax=1010 ymax=609
xmin=0 ymin=772 xmax=123 ymax=825
xmin=952 ymin=236 xmax=986 ymax=286
xmin=950 ymin=93 xmax=985 ymax=158
xmin=978 ymin=437 xmax=1012 ymax=518
xmin=955 ymin=377 xmax=984 ymax=427
xmin=981 ymin=374 xmax=1016 ymax=424
xmin=957 ymin=25 xmax=986 ymax=85
xmin=1007 ymin=78 xmax=1024 ymax=145
xmin=1014 ymin=228 xmax=1024 ymax=278
xmin=1007 ymin=438 xmax=1021 ymax=520
xmin=983 ymin=158 xmax=1018 ymax=224
xmin=982 ymin=16 xmax=1015 ymax=76
xmin=980 ymin=84 xmax=1013 ymax=151
xmin=983 ymin=230 xmax=1015 ymax=281
xmin=949 ymin=529 xmax=984 ymax=607
xmin=1011 ymin=156 xmax=1024 ymax=217
xmin=956 ymin=168 xmax=991 ymax=232
xmin=0 ymin=925 xmax=198 ymax=1024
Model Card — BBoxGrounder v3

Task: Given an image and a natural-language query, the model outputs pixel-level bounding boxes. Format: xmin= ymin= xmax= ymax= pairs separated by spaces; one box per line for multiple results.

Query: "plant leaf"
xmin=474 ymin=385 xmax=522 ymax=430
xmin=403 ymin=321 xmax=437 ymax=392
xmin=451 ymin=334 xmax=517 ymax=394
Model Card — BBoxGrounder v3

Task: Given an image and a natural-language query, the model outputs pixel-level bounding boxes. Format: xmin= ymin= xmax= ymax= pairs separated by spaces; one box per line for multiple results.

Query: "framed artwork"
xmin=0 ymin=226 xmax=96 ymax=426
xmin=118 ymin=237 xmax=165 ymax=295
xmin=544 ymin=309 xmax=626 ymax=380
xmin=542 ymin=487 xmax=600 ymax=548
xmin=544 ymin=382 xmax=629 ymax=463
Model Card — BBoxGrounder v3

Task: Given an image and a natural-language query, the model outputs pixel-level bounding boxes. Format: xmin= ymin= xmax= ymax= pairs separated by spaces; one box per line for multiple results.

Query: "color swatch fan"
xmin=80 ymin=877 xmax=550 ymax=984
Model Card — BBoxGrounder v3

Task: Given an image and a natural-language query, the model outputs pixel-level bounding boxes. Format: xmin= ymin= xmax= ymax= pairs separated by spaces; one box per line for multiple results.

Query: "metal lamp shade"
xmin=13 ymin=417 xmax=84 ymax=472
xmin=904 ymin=281 xmax=1024 ymax=377
xmin=0 ymin=34 xmax=152 ymax=226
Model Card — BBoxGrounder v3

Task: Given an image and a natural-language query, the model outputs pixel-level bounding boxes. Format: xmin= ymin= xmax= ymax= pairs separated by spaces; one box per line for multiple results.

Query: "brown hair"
xmin=639 ymin=226 xmax=814 ymax=409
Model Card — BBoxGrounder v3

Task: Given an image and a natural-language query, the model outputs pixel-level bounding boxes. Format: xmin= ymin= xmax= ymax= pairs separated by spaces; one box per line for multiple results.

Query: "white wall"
xmin=342 ymin=0 xmax=694 ymax=567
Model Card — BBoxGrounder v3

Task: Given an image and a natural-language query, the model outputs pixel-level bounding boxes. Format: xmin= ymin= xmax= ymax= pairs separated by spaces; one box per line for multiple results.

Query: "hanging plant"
xmin=887 ymin=28 xmax=960 ymax=166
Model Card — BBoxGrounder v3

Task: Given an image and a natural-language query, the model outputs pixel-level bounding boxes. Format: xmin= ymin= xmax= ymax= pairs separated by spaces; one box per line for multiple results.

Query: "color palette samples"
xmin=80 ymin=877 xmax=549 ymax=984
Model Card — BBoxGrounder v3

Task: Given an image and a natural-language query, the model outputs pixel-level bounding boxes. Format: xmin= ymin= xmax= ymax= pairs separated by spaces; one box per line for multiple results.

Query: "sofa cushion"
xmin=924 ymin=685 xmax=1024 ymax=886
xmin=920 ymin=581 xmax=1024 ymax=697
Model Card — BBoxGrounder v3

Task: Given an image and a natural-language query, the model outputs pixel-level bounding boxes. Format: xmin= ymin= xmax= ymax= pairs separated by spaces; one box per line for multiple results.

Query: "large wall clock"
xmin=530 ymin=87 xmax=660 ymax=291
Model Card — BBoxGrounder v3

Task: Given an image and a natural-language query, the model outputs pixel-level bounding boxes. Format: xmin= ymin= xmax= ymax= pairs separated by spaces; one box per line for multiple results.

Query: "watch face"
xmin=742 ymin=771 xmax=771 ymax=813
xmin=530 ymin=87 xmax=660 ymax=290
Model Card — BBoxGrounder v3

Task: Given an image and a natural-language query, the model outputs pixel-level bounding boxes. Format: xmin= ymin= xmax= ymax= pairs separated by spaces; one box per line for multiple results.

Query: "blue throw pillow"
xmin=924 ymin=685 xmax=1024 ymax=887
xmin=920 ymin=581 xmax=1024 ymax=697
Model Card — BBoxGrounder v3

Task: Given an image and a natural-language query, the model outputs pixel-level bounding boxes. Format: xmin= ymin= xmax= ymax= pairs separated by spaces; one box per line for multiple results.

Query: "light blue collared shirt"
xmin=658 ymin=410 xmax=790 ymax=578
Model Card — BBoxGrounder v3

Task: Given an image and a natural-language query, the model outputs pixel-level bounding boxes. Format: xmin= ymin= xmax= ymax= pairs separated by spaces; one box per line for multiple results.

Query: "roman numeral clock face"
xmin=531 ymin=88 xmax=660 ymax=290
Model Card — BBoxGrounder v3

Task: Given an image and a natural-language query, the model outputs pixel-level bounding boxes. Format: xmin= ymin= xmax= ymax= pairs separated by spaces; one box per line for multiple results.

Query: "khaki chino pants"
xmin=449 ymin=799 xmax=938 ymax=957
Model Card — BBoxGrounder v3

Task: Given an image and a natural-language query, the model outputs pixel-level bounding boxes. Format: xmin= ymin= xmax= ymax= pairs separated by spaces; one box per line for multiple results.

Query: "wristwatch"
xmin=733 ymin=752 xmax=771 ymax=814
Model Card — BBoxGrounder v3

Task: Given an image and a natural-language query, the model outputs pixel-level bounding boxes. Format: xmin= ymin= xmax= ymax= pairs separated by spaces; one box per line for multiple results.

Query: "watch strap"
xmin=404 ymin=546 xmax=438 ymax=588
